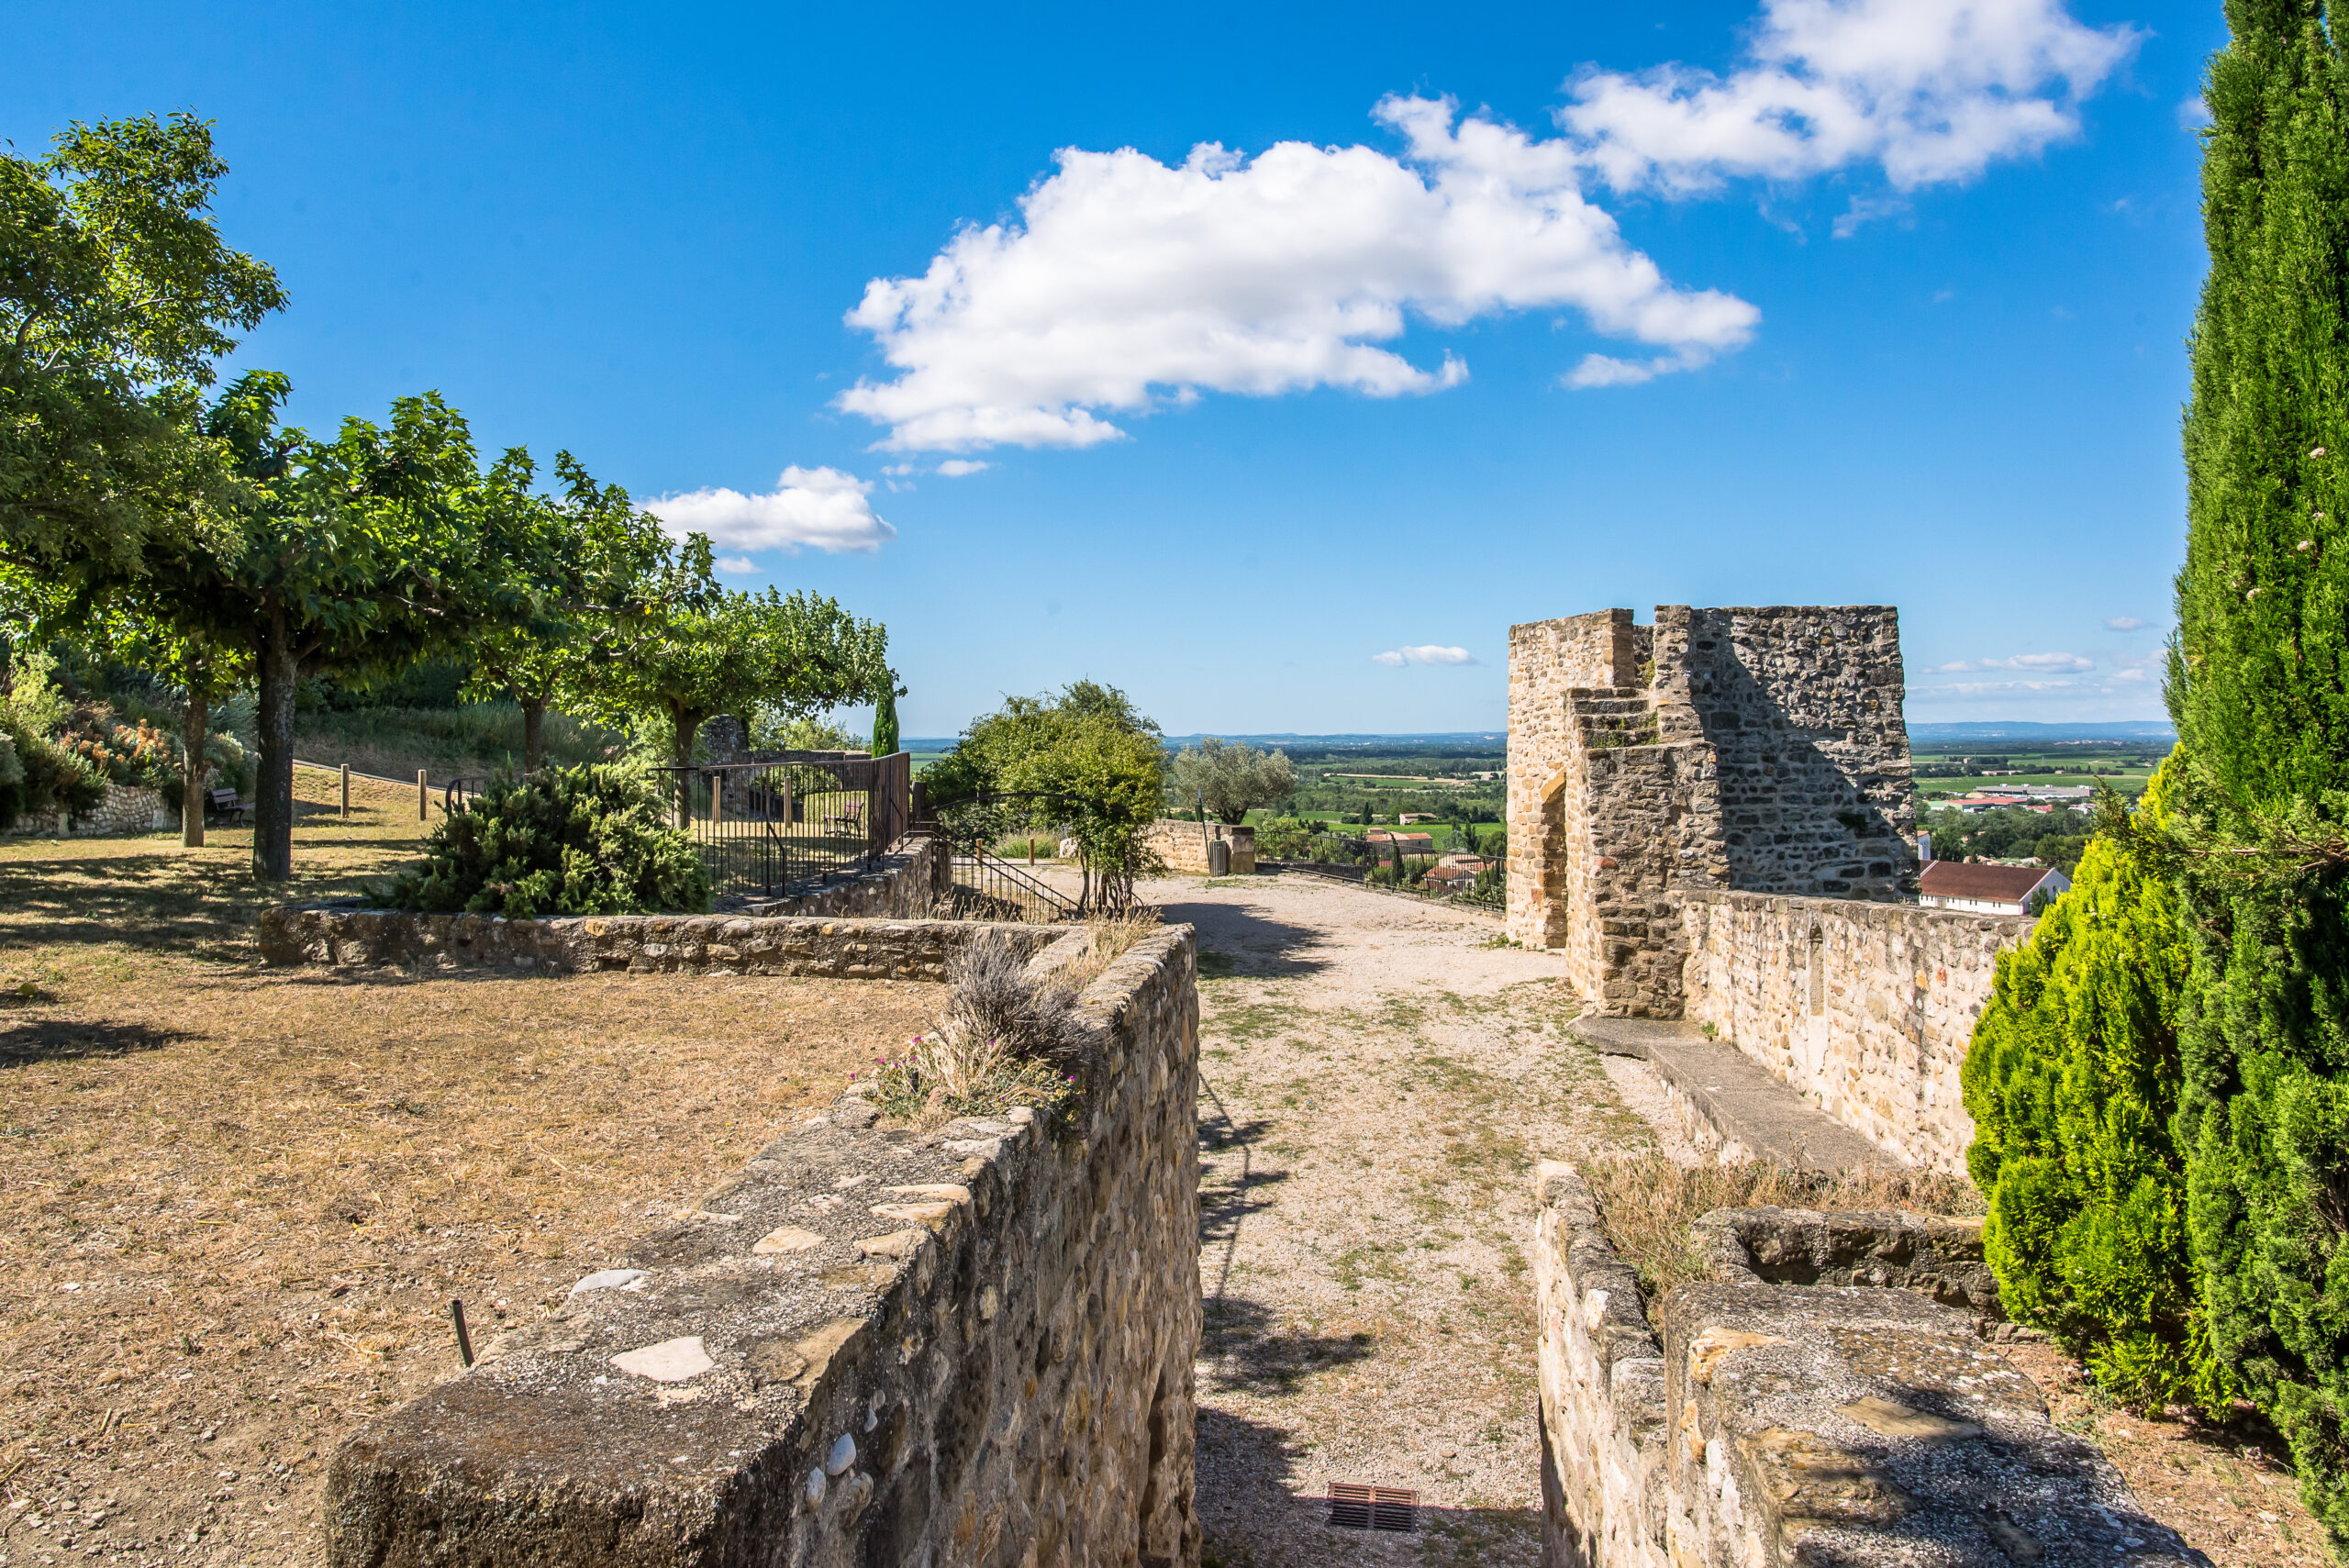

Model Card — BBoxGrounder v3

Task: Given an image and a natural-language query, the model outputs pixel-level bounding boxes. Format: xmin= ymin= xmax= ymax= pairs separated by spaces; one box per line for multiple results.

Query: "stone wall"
xmin=324 ymin=921 xmax=1202 ymax=1567
xmin=5 ymin=782 xmax=164 ymax=839
xmin=1676 ymin=892 xmax=2028 ymax=1175
xmin=1141 ymin=819 xmax=1255 ymax=876
xmin=260 ymin=906 xmax=1063 ymax=981
xmin=1532 ymin=1161 xmax=2195 ymax=1568
xmin=1507 ymin=605 xmax=1915 ymax=1015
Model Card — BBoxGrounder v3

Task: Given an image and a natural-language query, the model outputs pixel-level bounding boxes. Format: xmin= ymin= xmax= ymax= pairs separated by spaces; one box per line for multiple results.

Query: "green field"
xmin=1910 ymin=740 xmax=2165 ymax=801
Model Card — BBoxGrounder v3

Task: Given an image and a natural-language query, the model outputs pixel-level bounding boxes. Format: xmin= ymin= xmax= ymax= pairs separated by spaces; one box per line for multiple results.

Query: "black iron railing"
xmin=655 ymin=751 xmax=915 ymax=901
xmin=947 ymin=848 xmax=1081 ymax=923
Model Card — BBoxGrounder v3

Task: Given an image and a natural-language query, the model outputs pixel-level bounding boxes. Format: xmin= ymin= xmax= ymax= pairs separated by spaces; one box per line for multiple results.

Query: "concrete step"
xmin=1567 ymin=1015 xmax=1903 ymax=1173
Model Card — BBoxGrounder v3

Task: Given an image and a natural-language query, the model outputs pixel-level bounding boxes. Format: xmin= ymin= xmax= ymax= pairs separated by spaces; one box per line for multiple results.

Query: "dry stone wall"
xmin=1676 ymin=892 xmax=2028 ymax=1175
xmin=1532 ymin=1162 xmax=2196 ymax=1568
xmin=323 ymin=922 xmax=1202 ymax=1568
xmin=6 ymin=782 xmax=165 ymax=839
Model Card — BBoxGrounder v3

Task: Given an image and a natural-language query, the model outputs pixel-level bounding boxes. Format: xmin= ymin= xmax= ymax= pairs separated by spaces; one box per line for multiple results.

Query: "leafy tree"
xmin=759 ymin=713 xmax=860 ymax=751
xmin=1961 ymin=761 xmax=2218 ymax=1415
xmin=925 ymin=681 xmax=1164 ymax=910
xmin=460 ymin=454 xmax=673 ymax=772
xmin=2165 ymin=0 xmax=2349 ymax=1539
xmin=871 ymin=684 xmax=900 ymax=757
xmin=568 ymin=548 xmax=892 ymax=822
xmin=1169 ymin=737 xmax=1295 ymax=824
xmin=1 ymin=112 xmax=284 ymax=576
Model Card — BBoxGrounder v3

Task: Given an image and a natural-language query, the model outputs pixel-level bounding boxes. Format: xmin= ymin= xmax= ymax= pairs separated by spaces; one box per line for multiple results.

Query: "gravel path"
xmin=1145 ymin=872 xmax=1666 ymax=1568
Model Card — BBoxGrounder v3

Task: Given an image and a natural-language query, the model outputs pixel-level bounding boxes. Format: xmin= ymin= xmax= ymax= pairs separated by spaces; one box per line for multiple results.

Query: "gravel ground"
xmin=1148 ymin=872 xmax=1648 ymax=1568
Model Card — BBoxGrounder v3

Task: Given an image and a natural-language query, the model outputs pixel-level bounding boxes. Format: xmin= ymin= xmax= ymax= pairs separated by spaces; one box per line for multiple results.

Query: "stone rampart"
xmin=323 ymin=922 xmax=1202 ymax=1567
xmin=6 ymin=782 xmax=165 ymax=838
xmin=1532 ymin=1162 xmax=2195 ymax=1568
xmin=1140 ymin=819 xmax=1255 ymax=876
xmin=1676 ymin=891 xmax=2028 ymax=1174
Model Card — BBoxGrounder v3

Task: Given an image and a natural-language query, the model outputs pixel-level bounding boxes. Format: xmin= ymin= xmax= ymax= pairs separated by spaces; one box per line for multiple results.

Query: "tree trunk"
xmin=181 ymin=682 xmax=209 ymax=849
xmin=251 ymin=609 xmax=299 ymax=882
xmin=521 ymin=695 xmax=547 ymax=773
xmin=670 ymin=706 xmax=702 ymax=826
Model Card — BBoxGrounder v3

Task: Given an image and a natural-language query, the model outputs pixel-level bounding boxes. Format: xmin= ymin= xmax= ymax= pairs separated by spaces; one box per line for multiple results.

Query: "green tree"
xmin=1 ymin=112 xmax=284 ymax=577
xmin=925 ymin=681 xmax=1164 ymax=911
xmin=571 ymin=549 xmax=892 ymax=822
xmin=1168 ymin=736 xmax=1296 ymax=824
xmin=871 ymin=684 xmax=900 ymax=757
xmin=2167 ymin=0 xmax=2349 ymax=1539
xmin=459 ymin=454 xmax=672 ymax=772
xmin=1962 ymin=762 xmax=2215 ymax=1414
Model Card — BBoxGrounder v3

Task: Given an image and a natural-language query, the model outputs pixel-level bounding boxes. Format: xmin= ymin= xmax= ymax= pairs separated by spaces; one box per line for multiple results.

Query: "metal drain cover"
xmin=1328 ymin=1482 xmax=1418 ymax=1531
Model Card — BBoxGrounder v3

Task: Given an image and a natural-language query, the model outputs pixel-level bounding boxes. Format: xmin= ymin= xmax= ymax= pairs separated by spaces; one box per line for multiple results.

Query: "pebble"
xmin=826 ymin=1434 xmax=856 ymax=1476
xmin=751 ymin=1228 xmax=825 ymax=1255
xmin=804 ymin=1468 xmax=827 ymax=1507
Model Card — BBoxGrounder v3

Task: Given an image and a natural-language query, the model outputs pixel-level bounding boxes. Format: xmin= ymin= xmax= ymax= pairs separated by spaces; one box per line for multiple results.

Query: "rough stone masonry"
xmin=1506 ymin=606 xmax=1918 ymax=1018
xmin=320 ymin=920 xmax=1203 ymax=1567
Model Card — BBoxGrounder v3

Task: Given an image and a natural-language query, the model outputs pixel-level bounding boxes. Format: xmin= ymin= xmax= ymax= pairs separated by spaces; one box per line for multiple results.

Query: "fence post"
xmin=417 ymin=770 xmax=428 ymax=822
xmin=340 ymin=763 xmax=351 ymax=819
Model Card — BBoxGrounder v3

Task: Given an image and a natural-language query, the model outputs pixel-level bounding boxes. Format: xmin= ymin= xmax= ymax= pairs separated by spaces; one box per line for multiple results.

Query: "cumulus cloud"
xmin=1561 ymin=0 xmax=2139 ymax=198
xmin=2102 ymin=616 xmax=2149 ymax=630
xmin=714 ymin=556 xmax=760 ymax=574
xmin=1374 ymin=644 xmax=1477 ymax=667
xmin=643 ymin=465 xmax=896 ymax=554
xmin=935 ymin=459 xmax=991 ymax=477
xmin=839 ymin=95 xmax=1760 ymax=450
xmin=1928 ymin=651 xmax=2094 ymax=673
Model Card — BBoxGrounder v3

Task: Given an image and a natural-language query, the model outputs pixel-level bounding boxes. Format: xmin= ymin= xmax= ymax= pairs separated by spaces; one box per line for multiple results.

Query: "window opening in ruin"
xmin=1329 ymin=1483 xmax=1418 ymax=1532
xmin=1808 ymin=927 xmax=1826 ymax=1017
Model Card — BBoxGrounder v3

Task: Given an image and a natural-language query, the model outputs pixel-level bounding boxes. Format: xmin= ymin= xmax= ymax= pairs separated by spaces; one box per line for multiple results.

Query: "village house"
xmin=1918 ymin=859 xmax=2072 ymax=915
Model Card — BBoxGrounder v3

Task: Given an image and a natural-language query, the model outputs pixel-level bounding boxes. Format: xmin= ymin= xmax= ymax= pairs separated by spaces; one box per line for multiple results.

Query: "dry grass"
xmin=0 ymin=766 xmax=946 ymax=1564
xmin=1579 ymin=1153 xmax=1985 ymax=1306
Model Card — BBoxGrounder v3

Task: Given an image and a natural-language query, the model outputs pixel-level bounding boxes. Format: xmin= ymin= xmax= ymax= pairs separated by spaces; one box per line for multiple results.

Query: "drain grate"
xmin=1328 ymin=1481 xmax=1418 ymax=1532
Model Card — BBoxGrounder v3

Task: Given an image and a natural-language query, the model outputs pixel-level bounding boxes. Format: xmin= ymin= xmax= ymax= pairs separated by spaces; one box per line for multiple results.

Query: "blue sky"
xmin=14 ymin=1 xmax=2220 ymax=737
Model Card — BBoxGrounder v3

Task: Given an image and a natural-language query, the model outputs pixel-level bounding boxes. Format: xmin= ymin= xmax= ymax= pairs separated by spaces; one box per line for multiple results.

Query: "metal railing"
xmin=655 ymin=751 xmax=915 ymax=902
xmin=947 ymin=848 xmax=1081 ymax=923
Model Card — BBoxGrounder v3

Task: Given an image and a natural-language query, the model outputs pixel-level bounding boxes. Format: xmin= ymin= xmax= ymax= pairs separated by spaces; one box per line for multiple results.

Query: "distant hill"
xmin=1908 ymin=720 xmax=2176 ymax=742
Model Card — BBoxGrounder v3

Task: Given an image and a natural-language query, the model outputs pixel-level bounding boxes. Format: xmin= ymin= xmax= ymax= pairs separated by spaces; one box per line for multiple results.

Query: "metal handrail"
xmin=949 ymin=847 xmax=1081 ymax=922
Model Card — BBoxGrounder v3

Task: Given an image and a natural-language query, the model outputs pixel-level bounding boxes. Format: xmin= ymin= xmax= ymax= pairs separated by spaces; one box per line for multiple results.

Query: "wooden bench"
xmin=821 ymin=799 xmax=864 ymax=837
xmin=207 ymin=786 xmax=255 ymax=825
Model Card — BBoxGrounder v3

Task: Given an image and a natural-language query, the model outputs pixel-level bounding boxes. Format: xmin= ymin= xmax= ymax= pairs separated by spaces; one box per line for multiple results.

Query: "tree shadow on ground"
xmin=0 ymin=845 xmax=408 ymax=963
xmin=1200 ymin=1296 xmax=1374 ymax=1396
xmin=1153 ymin=900 xmax=1328 ymax=978
xmin=1195 ymin=1403 xmax=1544 ymax=1567
xmin=0 ymin=1018 xmax=193 ymax=1069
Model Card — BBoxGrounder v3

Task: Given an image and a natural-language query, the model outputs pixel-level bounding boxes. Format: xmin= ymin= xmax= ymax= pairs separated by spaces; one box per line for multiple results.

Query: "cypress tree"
xmin=870 ymin=684 xmax=900 ymax=757
xmin=2172 ymin=0 xmax=2349 ymax=1536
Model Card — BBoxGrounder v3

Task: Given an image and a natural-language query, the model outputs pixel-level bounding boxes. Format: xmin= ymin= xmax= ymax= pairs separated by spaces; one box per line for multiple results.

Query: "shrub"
xmin=0 ymin=710 xmax=105 ymax=825
xmin=380 ymin=764 xmax=711 ymax=919
xmin=1961 ymin=759 xmax=2216 ymax=1415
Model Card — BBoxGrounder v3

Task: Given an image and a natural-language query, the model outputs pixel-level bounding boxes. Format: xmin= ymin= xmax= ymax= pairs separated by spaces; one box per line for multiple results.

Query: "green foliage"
xmin=1168 ymin=736 xmax=1296 ymax=824
xmin=871 ymin=684 xmax=899 ymax=757
xmin=0 ymin=112 xmax=285 ymax=573
xmin=926 ymin=681 xmax=1164 ymax=908
xmin=1253 ymin=816 xmax=1313 ymax=859
xmin=1922 ymin=803 xmax=2094 ymax=874
xmin=1962 ymin=760 xmax=2219 ymax=1416
xmin=755 ymin=712 xmax=860 ymax=751
xmin=381 ymin=764 xmax=711 ymax=919
xmin=2166 ymin=1 xmax=2349 ymax=1540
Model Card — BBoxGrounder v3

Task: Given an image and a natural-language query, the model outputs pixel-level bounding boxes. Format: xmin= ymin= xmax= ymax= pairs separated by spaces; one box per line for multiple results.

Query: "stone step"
xmin=1566 ymin=1015 xmax=1903 ymax=1173
xmin=1566 ymin=698 xmax=1652 ymax=716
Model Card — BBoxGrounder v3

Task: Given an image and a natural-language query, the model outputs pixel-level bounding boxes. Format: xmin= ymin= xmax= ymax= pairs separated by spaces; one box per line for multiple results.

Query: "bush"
xmin=380 ymin=764 xmax=711 ymax=919
xmin=0 ymin=710 xmax=105 ymax=826
xmin=1253 ymin=817 xmax=1312 ymax=859
xmin=1961 ymin=759 xmax=2217 ymax=1415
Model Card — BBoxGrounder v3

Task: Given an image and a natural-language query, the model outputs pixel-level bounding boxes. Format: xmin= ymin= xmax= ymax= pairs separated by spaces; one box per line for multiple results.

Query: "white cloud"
xmin=1928 ymin=651 xmax=2093 ymax=673
xmin=935 ymin=459 xmax=991 ymax=477
xmin=2102 ymin=616 xmax=2149 ymax=630
xmin=1561 ymin=0 xmax=2140 ymax=199
xmin=1374 ymin=644 xmax=1477 ymax=667
xmin=643 ymin=465 xmax=896 ymax=554
xmin=839 ymin=95 xmax=1759 ymax=450
xmin=2177 ymin=95 xmax=2212 ymax=130
xmin=714 ymin=555 xmax=760 ymax=574
xmin=1909 ymin=677 xmax=2087 ymax=698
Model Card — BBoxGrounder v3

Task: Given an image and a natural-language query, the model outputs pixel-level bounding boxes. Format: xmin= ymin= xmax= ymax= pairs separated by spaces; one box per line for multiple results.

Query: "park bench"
xmin=207 ymin=786 xmax=255 ymax=826
xmin=821 ymin=798 xmax=864 ymax=837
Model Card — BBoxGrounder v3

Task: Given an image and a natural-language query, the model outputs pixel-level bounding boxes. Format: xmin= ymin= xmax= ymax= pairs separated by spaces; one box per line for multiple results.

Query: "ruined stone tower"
xmin=1506 ymin=606 xmax=1917 ymax=1015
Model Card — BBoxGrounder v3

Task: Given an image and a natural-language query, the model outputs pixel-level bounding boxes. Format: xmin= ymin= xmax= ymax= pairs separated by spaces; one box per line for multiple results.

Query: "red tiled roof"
xmin=1919 ymin=861 xmax=2051 ymax=903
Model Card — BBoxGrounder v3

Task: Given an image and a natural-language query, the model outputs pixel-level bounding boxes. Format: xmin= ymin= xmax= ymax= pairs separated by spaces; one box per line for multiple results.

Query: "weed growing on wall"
xmin=379 ymin=764 xmax=710 ymax=918
xmin=1961 ymin=760 xmax=2218 ymax=1415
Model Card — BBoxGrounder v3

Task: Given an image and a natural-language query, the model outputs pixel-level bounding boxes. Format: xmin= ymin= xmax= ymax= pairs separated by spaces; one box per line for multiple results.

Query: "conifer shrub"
xmin=1961 ymin=761 xmax=2218 ymax=1414
xmin=381 ymin=764 xmax=711 ymax=919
